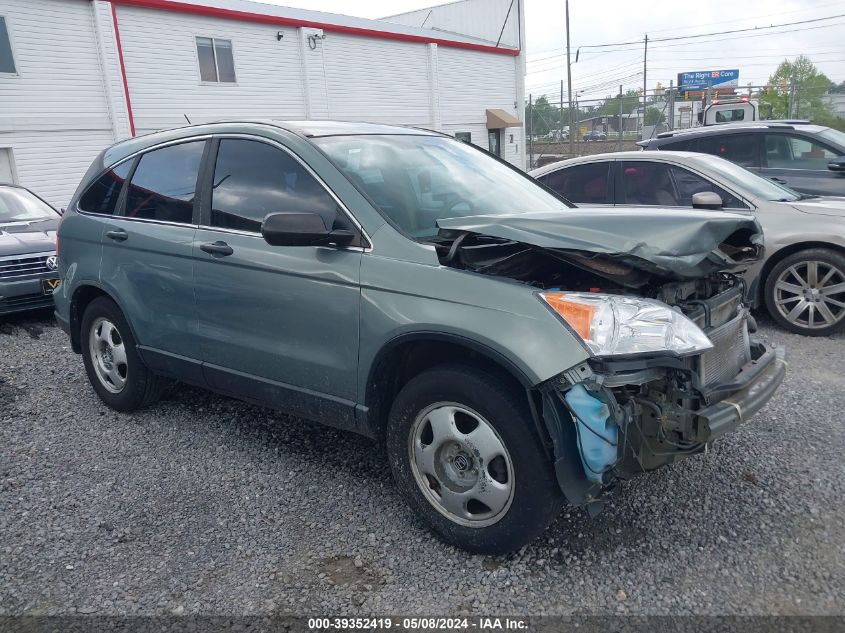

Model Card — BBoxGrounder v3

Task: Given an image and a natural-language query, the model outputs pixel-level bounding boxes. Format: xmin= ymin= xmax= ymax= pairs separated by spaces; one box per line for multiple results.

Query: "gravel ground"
xmin=1 ymin=310 xmax=843 ymax=617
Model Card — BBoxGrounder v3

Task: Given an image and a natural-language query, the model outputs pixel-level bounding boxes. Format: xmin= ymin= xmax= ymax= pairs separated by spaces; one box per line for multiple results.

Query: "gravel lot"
xmin=1 ymin=310 xmax=843 ymax=617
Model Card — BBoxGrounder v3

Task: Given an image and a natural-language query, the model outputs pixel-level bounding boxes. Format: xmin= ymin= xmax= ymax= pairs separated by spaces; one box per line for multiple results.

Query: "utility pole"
xmin=788 ymin=82 xmax=796 ymax=118
xmin=565 ymin=0 xmax=573 ymax=156
xmin=668 ymin=79 xmax=675 ymax=130
xmin=641 ymin=33 xmax=648 ymax=140
xmin=560 ymin=80 xmax=564 ymax=144
xmin=528 ymin=93 xmax=533 ymax=169
xmin=617 ymin=84 xmax=623 ymax=151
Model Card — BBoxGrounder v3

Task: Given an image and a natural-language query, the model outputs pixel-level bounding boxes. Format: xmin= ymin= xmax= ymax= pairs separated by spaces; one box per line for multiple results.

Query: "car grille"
xmin=698 ymin=310 xmax=751 ymax=388
xmin=0 ymin=254 xmax=52 ymax=279
xmin=0 ymin=292 xmax=53 ymax=311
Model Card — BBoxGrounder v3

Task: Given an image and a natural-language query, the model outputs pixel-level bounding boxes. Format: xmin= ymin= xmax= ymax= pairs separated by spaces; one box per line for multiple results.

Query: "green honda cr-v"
xmin=54 ymin=121 xmax=785 ymax=553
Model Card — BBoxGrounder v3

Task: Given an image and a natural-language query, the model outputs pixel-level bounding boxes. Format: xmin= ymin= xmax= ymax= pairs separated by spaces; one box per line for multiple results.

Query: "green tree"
xmin=644 ymin=107 xmax=666 ymax=126
xmin=759 ymin=56 xmax=834 ymax=122
xmin=525 ymin=95 xmax=560 ymax=137
xmin=828 ymin=80 xmax=845 ymax=94
xmin=594 ymin=90 xmax=640 ymax=132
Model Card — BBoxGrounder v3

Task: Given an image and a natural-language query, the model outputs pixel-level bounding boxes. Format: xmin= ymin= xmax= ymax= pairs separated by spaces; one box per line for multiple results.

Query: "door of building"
xmin=488 ymin=129 xmax=502 ymax=157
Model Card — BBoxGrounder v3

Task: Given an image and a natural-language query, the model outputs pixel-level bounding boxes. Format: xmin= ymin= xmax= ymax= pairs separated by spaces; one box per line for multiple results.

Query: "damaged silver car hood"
xmin=436 ymin=207 xmax=763 ymax=279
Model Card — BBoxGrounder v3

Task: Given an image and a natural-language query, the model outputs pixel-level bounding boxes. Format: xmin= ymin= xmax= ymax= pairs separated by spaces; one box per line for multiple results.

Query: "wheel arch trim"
xmin=69 ymin=282 xmax=141 ymax=355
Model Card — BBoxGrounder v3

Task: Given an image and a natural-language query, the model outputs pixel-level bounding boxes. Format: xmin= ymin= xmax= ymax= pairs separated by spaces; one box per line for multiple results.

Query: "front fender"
xmin=357 ymin=252 xmax=590 ymax=402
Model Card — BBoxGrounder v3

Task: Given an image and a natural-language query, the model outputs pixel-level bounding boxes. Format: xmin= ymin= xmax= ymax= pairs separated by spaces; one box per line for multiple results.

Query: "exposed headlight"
xmin=539 ymin=291 xmax=713 ymax=357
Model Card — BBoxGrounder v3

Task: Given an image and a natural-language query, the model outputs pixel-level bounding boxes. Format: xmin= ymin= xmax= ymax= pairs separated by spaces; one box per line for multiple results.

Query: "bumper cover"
xmin=540 ymin=340 xmax=786 ymax=511
xmin=699 ymin=344 xmax=786 ymax=440
xmin=0 ymin=273 xmax=59 ymax=315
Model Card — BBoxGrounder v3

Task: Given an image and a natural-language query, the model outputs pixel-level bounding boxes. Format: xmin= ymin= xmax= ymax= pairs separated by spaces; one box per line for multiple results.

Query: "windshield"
xmin=314 ymin=134 xmax=571 ymax=238
xmin=818 ymin=127 xmax=845 ymax=152
xmin=0 ymin=187 xmax=58 ymax=223
xmin=693 ymin=154 xmax=803 ymax=202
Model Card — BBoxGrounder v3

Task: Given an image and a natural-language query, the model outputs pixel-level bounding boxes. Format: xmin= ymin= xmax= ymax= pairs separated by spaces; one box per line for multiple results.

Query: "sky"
xmin=248 ymin=0 xmax=845 ymax=104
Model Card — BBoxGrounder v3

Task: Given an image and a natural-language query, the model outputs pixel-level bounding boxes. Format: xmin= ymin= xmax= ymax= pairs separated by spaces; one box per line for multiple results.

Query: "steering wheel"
xmin=442 ymin=195 xmax=475 ymax=216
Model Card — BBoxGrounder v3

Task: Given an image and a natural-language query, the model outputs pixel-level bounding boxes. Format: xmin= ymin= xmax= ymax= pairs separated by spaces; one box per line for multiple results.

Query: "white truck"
xmin=698 ymin=97 xmax=773 ymax=125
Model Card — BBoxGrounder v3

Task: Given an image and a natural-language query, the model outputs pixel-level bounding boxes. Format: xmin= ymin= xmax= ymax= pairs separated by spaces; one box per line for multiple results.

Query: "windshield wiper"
xmin=797 ymin=193 xmax=820 ymax=200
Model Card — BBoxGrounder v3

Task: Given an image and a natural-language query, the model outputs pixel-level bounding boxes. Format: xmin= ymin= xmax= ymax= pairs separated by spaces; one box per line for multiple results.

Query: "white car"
xmin=531 ymin=151 xmax=845 ymax=336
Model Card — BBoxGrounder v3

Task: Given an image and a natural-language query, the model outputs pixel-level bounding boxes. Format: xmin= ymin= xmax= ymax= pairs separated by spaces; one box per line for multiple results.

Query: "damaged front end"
xmin=429 ymin=208 xmax=786 ymax=514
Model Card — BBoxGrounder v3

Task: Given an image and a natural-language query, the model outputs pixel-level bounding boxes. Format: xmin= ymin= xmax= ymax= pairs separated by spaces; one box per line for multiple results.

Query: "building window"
xmin=0 ymin=17 xmax=17 ymax=74
xmin=196 ymin=37 xmax=236 ymax=83
xmin=455 ymin=132 xmax=472 ymax=144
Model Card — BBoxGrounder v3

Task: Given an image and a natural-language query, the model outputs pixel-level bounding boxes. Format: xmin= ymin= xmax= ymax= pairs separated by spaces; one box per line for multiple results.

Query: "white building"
xmin=0 ymin=0 xmax=525 ymax=207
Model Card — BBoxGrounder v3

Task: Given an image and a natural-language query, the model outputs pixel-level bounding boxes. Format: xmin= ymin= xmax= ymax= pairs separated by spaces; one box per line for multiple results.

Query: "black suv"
xmin=639 ymin=122 xmax=845 ymax=196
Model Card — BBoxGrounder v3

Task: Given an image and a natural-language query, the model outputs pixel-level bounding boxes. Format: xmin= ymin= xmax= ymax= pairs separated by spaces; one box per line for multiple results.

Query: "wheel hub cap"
xmin=88 ymin=317 xmax=128 ymax=394
xmin=408 ymin=403 xmax=514 ymax=528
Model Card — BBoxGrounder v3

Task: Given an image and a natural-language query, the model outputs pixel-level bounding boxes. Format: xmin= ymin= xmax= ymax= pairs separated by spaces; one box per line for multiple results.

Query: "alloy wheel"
xmin=408 ymin=403 xmax=514 ymax=528
xmin=773 ymin=260 xmax=845 ymax=331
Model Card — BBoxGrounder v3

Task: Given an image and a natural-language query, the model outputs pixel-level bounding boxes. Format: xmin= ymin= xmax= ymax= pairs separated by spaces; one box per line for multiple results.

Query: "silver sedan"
xmin=530 ymin=151 xmax=845 ymax=336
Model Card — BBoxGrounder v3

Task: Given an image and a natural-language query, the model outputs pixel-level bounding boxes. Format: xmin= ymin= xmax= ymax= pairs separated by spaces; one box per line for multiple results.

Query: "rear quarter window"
xmin=658 ymin=138 xmax=696 ymax=152
xmin=78 ymin=161 xmax=132 ymax=215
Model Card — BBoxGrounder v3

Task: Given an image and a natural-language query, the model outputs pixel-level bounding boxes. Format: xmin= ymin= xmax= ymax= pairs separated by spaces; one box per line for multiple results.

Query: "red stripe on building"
xmin=111 ymin=2 xmax=136 ymax=137
xmin=110 ymin=0 xmax=520 ymax=56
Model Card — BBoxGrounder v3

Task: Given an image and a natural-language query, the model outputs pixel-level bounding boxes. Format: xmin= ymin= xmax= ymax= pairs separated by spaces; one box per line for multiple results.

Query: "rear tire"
xmin=386 ymin=363 xmax=563 ymax=554
xmin=764 ymin=248 xmax=845 ymax=336
xmin=81 ymin=296 xmax=163 ymax=411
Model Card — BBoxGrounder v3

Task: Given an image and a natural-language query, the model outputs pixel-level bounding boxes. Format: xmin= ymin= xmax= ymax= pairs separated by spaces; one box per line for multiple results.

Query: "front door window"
xmin=765 ymin=134 xmax=838 ymax=170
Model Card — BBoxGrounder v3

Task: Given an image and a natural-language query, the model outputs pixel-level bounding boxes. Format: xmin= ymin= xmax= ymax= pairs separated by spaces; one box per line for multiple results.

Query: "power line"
xmin=649 ymin=51 xmax=845 ymax=63
xmin=575 ymin=13 xmax=844 ymax=50
xmin=641 ymin=0 xmax=845 ymax=36
xmin=528 ymin=15 xmax=845 ymax=63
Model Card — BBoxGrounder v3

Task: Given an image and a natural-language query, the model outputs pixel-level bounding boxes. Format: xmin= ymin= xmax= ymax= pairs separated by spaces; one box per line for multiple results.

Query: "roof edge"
xmin=111 ymin=0 xmax=520 ymax=56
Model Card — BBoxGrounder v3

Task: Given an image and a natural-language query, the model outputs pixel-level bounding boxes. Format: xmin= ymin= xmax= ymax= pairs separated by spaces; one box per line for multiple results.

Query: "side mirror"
xmin=691 ymin=191 xmax=723 ymax=210
xmin=261 ymin=212 xmax=355 ymax=247
xmin=828 ymin=158 xmax=845 ymax=173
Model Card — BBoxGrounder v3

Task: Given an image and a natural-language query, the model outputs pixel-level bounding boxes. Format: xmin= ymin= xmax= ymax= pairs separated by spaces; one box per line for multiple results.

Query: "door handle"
xmin=200 ymin=241 xmax=234 ymax=256
xmin=105 ymin=229 xmax=128 ymax=241
xmin=770 ymin=177 xmax=788 ymax=184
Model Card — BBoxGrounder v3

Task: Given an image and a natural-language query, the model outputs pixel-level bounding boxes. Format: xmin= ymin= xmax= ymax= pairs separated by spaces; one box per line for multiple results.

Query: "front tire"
xmin=80 ymin=296 xmax=163 ymax=411
xmin=764 ymin=248 xmax=845 ymax=336
xmin=386 ymin=364 xmax=563 ymax=554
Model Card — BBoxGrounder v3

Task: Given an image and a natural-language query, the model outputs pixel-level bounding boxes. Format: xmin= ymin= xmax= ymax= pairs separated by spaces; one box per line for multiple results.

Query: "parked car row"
xmin=5 ymin=117 xmax=841 ymax=553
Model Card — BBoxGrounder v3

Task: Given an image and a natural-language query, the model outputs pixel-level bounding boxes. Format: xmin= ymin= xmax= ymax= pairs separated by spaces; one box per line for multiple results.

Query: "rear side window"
xmin=696 ymin=134 xmax=759 ymax=167
xmin=539 ymin=163 xmax=611 ymax=204
xmin=124 ymin=141 xmax=205 ymax=224
xmin=659 ymin=138 xmax=695 ymax=152
xmin=620 ymin=162 xmax=678 ymax=205
xmin=78 ymin=161 xmax=132 ymax=215
xmin=210 ymin=139 xmax=339 ymax=233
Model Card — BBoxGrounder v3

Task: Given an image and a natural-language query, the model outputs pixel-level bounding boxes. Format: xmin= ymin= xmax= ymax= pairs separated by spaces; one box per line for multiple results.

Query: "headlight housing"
xmin=539 ymin=291 xmax=713 ymax=357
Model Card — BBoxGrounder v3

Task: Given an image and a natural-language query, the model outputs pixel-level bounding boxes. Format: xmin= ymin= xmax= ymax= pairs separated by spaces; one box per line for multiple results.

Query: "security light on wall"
xmin=276 ymin=31 xmax=284 ymax=41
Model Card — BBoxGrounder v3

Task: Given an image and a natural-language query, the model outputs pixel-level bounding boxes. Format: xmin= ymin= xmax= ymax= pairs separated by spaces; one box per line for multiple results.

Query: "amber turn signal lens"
xmin=540 ymin=292 xmax=596 ymax=340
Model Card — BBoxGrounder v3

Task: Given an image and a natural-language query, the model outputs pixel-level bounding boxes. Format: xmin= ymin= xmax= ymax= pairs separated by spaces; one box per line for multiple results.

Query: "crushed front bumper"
xmin=539 ymin=339 xmax=786 ymax=512
xmin=698 ymin=343 xmax=786 ymax=441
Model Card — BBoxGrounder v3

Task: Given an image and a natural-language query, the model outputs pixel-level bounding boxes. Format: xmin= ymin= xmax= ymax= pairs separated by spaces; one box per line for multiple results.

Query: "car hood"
xmin=0 ymin=218 xmax=59 ymax=257
xmin=436 ymin=207 xmax=763 ymax=280
xmin=788 ymin=196 xmax=845 ymax=218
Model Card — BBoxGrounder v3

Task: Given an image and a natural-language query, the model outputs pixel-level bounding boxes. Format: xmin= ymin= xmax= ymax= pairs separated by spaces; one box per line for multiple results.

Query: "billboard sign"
xmin=677 ymin=69 xmax=739 ymax=93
